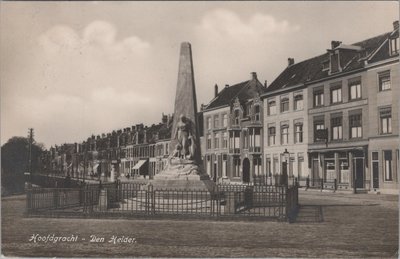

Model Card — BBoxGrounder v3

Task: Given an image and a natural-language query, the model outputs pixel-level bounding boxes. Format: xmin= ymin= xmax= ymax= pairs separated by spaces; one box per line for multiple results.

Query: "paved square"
xmin=2 ymin=191 xmax=398 ymax=258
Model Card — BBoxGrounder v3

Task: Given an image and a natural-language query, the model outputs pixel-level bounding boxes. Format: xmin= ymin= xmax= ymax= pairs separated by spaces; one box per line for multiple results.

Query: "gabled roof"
xmin=267 ymin=31 xmax=394 ymax=93
xmin=204 ymin=78 xmax=265 ymax=111
xmin=205 ymin=80 xmax=250 ymax=110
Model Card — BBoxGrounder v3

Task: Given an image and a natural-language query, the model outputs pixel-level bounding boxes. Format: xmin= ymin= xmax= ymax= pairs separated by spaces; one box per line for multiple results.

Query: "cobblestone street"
xmin=2 ymin=191 xmax=398 ymax=258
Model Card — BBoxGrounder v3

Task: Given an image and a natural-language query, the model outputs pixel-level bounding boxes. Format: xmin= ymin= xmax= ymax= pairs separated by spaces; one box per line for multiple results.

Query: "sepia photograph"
xmin=1 ymin=1 xmax=399 ymax=258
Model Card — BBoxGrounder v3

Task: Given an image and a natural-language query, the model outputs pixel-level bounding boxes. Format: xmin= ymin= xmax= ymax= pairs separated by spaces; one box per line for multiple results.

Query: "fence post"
xmin=334 ymin=179 xmax=337 ymax=192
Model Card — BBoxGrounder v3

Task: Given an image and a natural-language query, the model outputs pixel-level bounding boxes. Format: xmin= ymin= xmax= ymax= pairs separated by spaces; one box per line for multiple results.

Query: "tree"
xmin=1 ymin=136 xmax=44 ymax=195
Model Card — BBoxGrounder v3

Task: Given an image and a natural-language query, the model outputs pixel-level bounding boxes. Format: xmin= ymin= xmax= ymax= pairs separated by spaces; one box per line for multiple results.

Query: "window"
xmin=380 ymin=108 xmax=392 ymax=134
xmin=314 ymin=120 xmax=325 ymax=142
xmin=229 ymin=131 xmax=240 ymax=153
xmin=243 ymin=130 xmax=248 ymax=149
xmin=222 ymin=154 xmax=227 ymax=177
xmin=390 ymin=37 xmax=399 ymax=55
xmin=298 ymin=155 xmax=304 ymax=178
xmin=234 ymin=109 xmax=240 ymax=125
xmin=254 ymin=105 xmax=260 ymax=121
xmin=384 ymin=150 xmax=392 ymax=181
xmin=350 ymin=114 xmax=362 ymax=138
xmin=294 ymin=124 xmax=303 ymax=143
xmin=331 ymin=116 xmax=343 ymax=140
xmin=281 ymin=98 xmax=289 ymax=113
xmin=379 ymin=71 xmax=391 ymax=91
xmin=281 ymin=125 xmax=289 ymax=145
xmin=234 ymin=158 xmax=241 ymax=177
xmin=214 ymin=133 xmax=220 ymax=149
xmin=254 ymin=157 xmax=262 ymax=176
xmin=266 ymin=157 xmax=271 ymax=176
xmin=331 ymin=87 xmax=342 ymax=104
xmin=349 ymin=81 xmax=361 ymax=100
xmin=222 ymin=132 xmax=228 ymax=148
xmin=222 ymin=114 xmax=228 ymax=127
xmin=313 ymin=89 xmax=324 ymax=107
xmin=207 ymin=117 xmax=212 ymax=130
xmin=268 ymin=127 xmax=276 ymax=146
xmin=206 ymin=134 xmax=212 ymax=149
xmin=214 ymin=115 xmax=219 ymax=128
xmin=294 ymin=94 xmax=303 ymax=110
xmin=268 ymin=101 xmax=276 ymax=115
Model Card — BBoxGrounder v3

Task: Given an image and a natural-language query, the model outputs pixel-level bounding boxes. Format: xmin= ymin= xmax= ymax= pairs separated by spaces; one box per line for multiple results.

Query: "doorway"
xmin=354 ymin=158 xmax=364 ymax=188
xmin=242 ymin=158 xmax=250 ymax=183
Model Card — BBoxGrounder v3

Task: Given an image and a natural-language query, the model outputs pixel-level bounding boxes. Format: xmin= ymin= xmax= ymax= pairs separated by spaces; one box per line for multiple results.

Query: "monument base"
xmin=149 ymin=178 xmax=216 ymax=192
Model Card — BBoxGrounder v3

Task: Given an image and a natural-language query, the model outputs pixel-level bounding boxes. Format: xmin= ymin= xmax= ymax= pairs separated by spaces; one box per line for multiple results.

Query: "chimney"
xmin=331 ymin=41 xmax=342 ymax=49
xmin=264 ymin=80 xmax=268 ymax=88
xmin=288 ymin=58 xmax=295 ymax=67
xmin=251 ymin=72 xmax=257 ymax=80
xmin=394 ymin=20 xmax=399 ymax=31
xmin=214 ymin=84 xmax=218 ymax=97
xmin=225 ymin=84 xmax=229 ymax=88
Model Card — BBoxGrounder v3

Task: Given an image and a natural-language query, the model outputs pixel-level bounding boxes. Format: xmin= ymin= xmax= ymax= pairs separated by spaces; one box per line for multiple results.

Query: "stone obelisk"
xmin=170 ymin=42 xmax=201 ymax=163
xmin=152 ymin=42 xmax=214 ymax=191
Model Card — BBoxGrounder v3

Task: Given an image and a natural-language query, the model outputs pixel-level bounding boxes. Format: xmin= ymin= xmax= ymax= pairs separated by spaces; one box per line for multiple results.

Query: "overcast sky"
xmin=1 ymin=1 xmax=398 ymax=148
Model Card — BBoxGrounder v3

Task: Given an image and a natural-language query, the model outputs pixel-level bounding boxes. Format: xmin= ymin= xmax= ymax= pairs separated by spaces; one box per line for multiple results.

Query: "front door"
xmin=312 ymin=159 xmax=320 ymax=187
xmin=372 ymin=161 xmax=379 ymax=189
xmin=354 ymin=158 xmax=364 ymax=188
xmin=242 ymin=158 xmax=250 ymax=183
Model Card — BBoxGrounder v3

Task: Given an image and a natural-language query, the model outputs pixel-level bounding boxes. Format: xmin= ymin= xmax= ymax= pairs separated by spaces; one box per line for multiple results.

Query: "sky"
xmin=1 ymin=1 xmax=398 ymax=149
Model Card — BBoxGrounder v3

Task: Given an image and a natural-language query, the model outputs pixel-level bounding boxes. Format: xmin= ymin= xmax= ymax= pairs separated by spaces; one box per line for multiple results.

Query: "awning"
xmin=132 ymin=160 xmax=146 ymax=170
xmin=308 ymin=145 xmax=368 ymax=153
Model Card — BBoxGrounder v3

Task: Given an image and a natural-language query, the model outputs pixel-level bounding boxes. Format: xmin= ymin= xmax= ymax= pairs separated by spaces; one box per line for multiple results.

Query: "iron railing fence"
xmin=26 ymin=184 xmax=299 ymax=221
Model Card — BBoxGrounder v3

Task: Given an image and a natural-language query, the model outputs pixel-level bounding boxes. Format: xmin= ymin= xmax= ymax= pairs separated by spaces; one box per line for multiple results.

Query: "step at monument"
xmin=152 ymin=42 xmax=215 ymax=191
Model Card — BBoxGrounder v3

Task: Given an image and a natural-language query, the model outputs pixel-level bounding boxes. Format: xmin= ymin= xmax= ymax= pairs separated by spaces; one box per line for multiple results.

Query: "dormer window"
xmin=390 ymin=37 xmax=399 ymax=56
xmin=322 ymin=60 xmax=329 ymax=71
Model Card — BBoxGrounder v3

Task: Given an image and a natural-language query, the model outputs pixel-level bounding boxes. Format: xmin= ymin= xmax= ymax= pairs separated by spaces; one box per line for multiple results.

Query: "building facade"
xmin=265 ymin=20 xmax=399 ymax=193
xmin=202 ymin=72 xmax=266 ymax=184
xmin=261 ymin=74 xmax=309 ymax=184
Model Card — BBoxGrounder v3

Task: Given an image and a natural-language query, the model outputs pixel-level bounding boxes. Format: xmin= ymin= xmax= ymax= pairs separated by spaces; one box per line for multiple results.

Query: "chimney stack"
xmin=251 ymin=72 xmax=257 ymax=80
xmin=225 ymin=84 xmax=229 ymax=88
xmin=264 ymin=80 xmax=268 ymax=88
xmin=288 ymin=58 xmax=295 ymax=67
xmin=394 ymin=20 xmax=399 ymax=31
xmin=331 ymin=41 xmax=342 ymax=49
xmin=214 ymin=84 xmax=218 ymax=97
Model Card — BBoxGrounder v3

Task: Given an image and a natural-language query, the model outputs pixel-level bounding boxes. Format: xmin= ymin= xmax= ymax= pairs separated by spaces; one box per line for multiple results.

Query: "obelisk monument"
xmin=152 ymin=42 xmax=214 ymax=191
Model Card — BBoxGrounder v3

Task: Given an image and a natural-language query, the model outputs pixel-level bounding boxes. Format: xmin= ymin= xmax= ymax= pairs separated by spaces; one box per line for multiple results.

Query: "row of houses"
xmin=43 ymin=21 xmax=399 ymax=194
xmin=202 ymin=21 xmax=399 ymax=194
